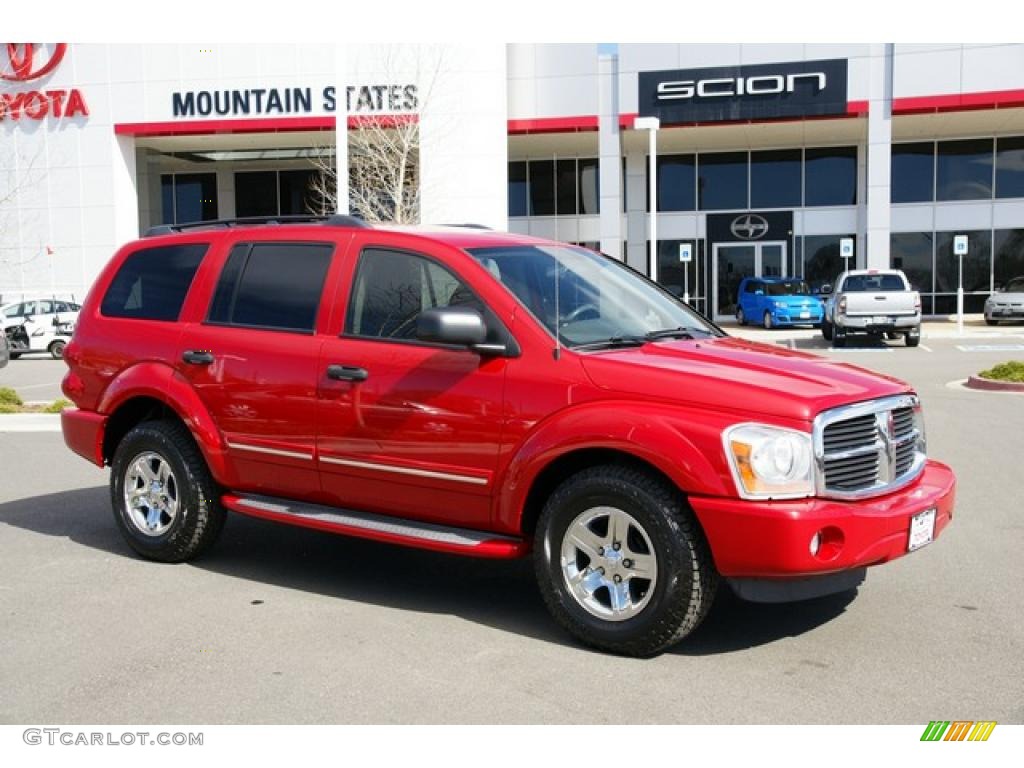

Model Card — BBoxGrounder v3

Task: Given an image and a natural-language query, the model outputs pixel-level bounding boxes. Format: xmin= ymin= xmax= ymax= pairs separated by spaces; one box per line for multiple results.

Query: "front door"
xmin=713 ymin=241 xmax=788 ymax=321
xmin=316 ymin=244 xmax=507 ymax=530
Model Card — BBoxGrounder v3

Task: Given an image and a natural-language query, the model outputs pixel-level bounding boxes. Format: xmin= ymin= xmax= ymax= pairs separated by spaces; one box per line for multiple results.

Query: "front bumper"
xmin=771 ymin=308 xmax=823 ymax=325
xmin=689 ymin=459 xmax=954 ymax=579
xmin=985 ymin=306 xmax=1024 ymax=320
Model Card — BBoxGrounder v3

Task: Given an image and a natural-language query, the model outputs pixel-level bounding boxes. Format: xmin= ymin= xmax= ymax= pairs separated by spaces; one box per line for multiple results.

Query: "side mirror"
xmin=820 ymin=284 xmax=833 ymax=295
xmin=417 ymin=307 xmax=488 ymax=348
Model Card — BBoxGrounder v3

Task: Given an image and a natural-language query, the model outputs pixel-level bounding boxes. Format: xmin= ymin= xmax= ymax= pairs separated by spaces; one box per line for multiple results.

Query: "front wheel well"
xmin=102 ymin=397 xmax=180 ymax=465
xmin=519 ymin=448 xmax=684 ymax=538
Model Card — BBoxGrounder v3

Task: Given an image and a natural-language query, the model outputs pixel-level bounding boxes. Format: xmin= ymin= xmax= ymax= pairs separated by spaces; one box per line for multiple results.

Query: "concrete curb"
xmin=0 ymin=414 xmax=62 ymax=432
xmin=965 ymin=375 xmax=1024 ymax=393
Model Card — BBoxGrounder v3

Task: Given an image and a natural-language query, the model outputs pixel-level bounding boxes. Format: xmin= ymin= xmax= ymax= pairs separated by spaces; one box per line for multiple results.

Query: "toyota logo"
xmin=1 ymin=43 xmax=67 ymax=82
xmin=730 ymin=214 xmax=769 ymax=241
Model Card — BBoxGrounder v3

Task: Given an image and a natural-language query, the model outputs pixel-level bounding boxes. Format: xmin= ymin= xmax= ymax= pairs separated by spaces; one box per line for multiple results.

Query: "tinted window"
xmin=994 ymin=229 xmax=1024 ymax=287
xmin=996 ymin=137 xmax=1024 ymax=199
xmin=209 ymin=243 xmax=333 ymax=332
xmin=654 ymin=154 xmax=696 ymax=212
xmin=842 ymin=274 xmax=907 ymax=292
xmin=765 ymin=280 xmax=811 ymax=296
xmin=161 ymin=174 xmax=218 ymax=225
xmin=101 ymin=244 xmax=208 ymax=321
xmin=936 ymin=139 xmax=993 ymax=201
xmin=891 ymin=143 xmax=935 ymax=203
xmin=802 ymin=235 xmax=852 ymax=286
xmin=805 ymin=147 xmax=857 ymax=206
xmin=556 ymin=159 xmax=577 ymax=215
xmin=890 ymin=232 xmax=934 ymax=294
xmin=750 ymin=150 xmax=802 ymax=208
xmin=235 ymin=171 xmax=278 ymax=217
xmin=508 ymin=161 xmax=528 ymax=217
xmin=528 ymin=160 xmax=554 ymax=215
xmin=279 ymin=170 xmax=318 ymax=215
xmin=347 ymin=249 xmax=482 ymax=340
xmin=578 ymin=158 xmax=600 ymax=215
xmin=698 ymin=152 xmax=748 ymax=210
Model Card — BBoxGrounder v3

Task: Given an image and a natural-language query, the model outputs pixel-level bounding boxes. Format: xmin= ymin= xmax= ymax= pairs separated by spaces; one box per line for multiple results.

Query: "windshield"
xmin=466 ymin=245 xmax=721 ymax=348
xmin=1004 ymin=277 xmax=1024 ymax=293
xmin=765 ymin=280 xmax=812 ymax=297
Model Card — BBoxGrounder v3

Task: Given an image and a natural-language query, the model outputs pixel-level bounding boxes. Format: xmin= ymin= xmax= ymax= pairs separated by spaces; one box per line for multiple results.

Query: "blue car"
xmin=736 ymin=277 xmax=824 ymax=329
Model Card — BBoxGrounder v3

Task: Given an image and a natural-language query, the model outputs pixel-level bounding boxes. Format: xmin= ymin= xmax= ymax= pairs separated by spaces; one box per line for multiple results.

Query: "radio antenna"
xmin=553 ymin=249 xmax=561 ymax=360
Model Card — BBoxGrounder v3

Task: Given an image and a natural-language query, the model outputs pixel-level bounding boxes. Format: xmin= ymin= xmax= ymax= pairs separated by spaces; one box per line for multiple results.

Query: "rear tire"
xmin=833 ymin=326 xmax=847 ymax=348
xmin=534 ymin=465 xmax=719 ymax=657
xmin=110 ymin=419 xmax=226 ymax=563
xmin=905 ymin=329 xmax=921 ymax=347
xmin=9 ymin=352 xmax=22 ymax=360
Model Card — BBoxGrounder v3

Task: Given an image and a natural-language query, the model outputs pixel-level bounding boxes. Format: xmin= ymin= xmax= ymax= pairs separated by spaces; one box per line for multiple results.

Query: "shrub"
xmin=0 ymin=387 xmax=24 ymax=407
xmin=978 ymin=360 xmax=1024 ymax=383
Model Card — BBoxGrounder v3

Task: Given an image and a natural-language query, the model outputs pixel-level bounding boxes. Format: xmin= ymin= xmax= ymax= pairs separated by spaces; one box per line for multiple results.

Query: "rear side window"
xmin=207 ymin=242 xmax=333 ymax=333
xmin=101 ymin=244 xmax=208 ymax=321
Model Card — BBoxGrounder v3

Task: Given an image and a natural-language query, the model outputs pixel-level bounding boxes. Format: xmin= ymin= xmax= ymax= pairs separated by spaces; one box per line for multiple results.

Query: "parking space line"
xmin=919 ymin=345 xmax=933 ymax=352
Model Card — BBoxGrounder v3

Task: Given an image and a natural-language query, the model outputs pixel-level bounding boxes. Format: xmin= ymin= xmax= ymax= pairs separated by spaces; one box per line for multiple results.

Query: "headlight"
xmin=723 ymin=424 xmax=815 ymax=499
xmin=774 ymin=301 xmax=786 ymax=308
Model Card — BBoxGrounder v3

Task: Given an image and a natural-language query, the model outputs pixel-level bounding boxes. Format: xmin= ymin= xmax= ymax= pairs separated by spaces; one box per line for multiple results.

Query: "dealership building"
xmin=3 ymin=43 xmax=1024 ymax=320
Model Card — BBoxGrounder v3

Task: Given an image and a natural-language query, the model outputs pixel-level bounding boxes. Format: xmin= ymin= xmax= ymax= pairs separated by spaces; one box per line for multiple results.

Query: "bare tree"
xmin=308 ymin=46 xmax=446 ymax=225
xmin=0 ymin=145 xmax=46 ymax=275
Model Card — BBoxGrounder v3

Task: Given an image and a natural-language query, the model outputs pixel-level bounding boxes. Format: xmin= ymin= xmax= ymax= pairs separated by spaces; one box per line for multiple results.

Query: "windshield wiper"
xmin=571 ymin=335 xmax=647 ymax=351
xmin=644 ymin=327 xmax=710 ymax=341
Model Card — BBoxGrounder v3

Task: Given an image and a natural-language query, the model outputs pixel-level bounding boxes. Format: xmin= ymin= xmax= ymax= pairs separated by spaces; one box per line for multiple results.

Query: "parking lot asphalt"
xmin=0 ymin=326 xmax=1022 ymax=724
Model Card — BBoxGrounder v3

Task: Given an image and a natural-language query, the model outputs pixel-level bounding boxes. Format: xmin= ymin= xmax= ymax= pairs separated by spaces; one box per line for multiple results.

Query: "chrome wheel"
xmin=560 ymin=506 xmax=658 ymax=622
xmin=123 ymin=451 xmax=179 ymax=537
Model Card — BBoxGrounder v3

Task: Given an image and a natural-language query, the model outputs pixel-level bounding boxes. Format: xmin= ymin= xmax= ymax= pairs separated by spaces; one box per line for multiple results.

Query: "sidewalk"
xmin=723 ymin=315 xmax=1024 ymax=343
xmin=0 ymin=414 xmax=61 ymax=432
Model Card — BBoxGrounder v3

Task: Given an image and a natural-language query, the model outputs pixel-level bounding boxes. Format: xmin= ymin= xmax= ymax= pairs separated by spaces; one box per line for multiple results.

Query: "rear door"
xmin=175 ymin=237 xmax=339 ymax=501
xmin=315 ymin=240 xmax=509 ymax=529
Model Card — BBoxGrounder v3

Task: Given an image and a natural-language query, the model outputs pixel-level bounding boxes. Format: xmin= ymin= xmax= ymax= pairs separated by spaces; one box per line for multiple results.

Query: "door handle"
xmin=326 ymin=364 xmax=369 ymax=382
xmin=182 ymin=350 xmax=215 ymax=365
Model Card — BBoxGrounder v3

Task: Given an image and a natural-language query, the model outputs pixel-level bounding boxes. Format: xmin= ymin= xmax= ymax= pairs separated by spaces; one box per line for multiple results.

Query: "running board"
xmin=222 ymin=493 xmax=528 ymax=559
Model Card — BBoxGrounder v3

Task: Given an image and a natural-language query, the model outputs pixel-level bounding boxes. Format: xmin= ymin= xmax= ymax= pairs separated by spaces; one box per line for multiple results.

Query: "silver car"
xmin=985 ymin=277 xmax=1024 ymax=326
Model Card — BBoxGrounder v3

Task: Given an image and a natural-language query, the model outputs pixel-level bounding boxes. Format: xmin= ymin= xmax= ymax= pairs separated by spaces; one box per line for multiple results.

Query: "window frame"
xmin=342 ymin=245 xmax=507 ymax=351
xmin=203 ymin=240 xmax=335 ymax=335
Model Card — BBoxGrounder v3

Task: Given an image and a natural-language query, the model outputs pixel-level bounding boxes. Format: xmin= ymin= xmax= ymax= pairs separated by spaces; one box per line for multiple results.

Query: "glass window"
xmin=467 ymin=244 xmax=719 ymax=348
xmin=841 ymin=274 xmax=908 ymax=292
xmin=935 ymin=230 xmax=991 ymax=293
xmin=805 ymin=147 xmax=857 ymax=207
xmin=578 ymin=158 xmax=600 ymax=215
xmin=936 ymin=139 xmax=993 ymax=201
xmin=212 ymin=243 xmax=333 ymax=332
xmin=653 ymin=154 xmax=696 ymax=212
xmin=891 ymin=143 xmax=935 ymax=203
xmin=996 ymin=137 xmax=1024 ymax=199
xmin=161 ymin=174 xmax=217 ymax=224
xmin=101 ymin=244 xmax=208 ymax=321
xmin=765 ymin=280 xmax=811 ymax=296
xmin=890 ymin=232 xmax=934 ymax=295
xmin=993 ymin=229 xmax=1024 ymax=288
xmin=651 ymin=239 xmax=703 ymax=304
xmin=508 ymin=161 xmax=528 ymax=217
xmin=235 ymin=171 xmax=278 ymax=217
xmin=346 ymin=249 xmax=483 ymax=340
xmin=698 ymin=152 xmax=748 ymax=211
xmin=556 ymin=159 xmax=577 ymax=215
xmin=528 ymin=160 xmax=555 ymax=216
xmin=279 ymin=170 xmax=318 ymax=215
xmin=750 ymin=150 xmax=802 ymax=208
xmin=802 ymin=234 xmax=852 ymax=290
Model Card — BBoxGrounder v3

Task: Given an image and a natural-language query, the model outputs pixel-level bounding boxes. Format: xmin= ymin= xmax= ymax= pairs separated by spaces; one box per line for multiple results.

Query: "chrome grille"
xmin=814 ymin=395 xmax=926 ymax=499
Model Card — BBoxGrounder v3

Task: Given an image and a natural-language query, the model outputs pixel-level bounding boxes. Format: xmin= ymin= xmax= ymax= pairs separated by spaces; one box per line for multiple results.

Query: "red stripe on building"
xmin=893 ymin=88 xmax=1024 ymax=114
xmin=114 ymin=114 xmax=417 ymax=137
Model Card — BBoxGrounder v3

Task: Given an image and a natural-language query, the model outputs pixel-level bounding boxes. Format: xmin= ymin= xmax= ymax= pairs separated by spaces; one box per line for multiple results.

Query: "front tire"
xmin=737 ymin=307 xmax=746 ymax=326
xmin=49 ymin=340 xmax=66 ymax=359
xmin=110 ymin=419 xmax=226 ymax=563
xmin=534 ymin=465 xmax=718 ymax=657
xmin=985 ymin=318 xmax=998 ymax=327
xmin=763 ymin=311 xmax=773 ymax=330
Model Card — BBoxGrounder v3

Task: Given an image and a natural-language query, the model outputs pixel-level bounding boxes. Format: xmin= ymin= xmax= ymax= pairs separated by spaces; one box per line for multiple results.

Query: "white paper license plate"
xmin=872 ymin=315 xmax=890 ymax=325
xmin=800 ymin=311 xmax=810 ymax=319
xmin=908 ymin=507 xmax=937 ymax=552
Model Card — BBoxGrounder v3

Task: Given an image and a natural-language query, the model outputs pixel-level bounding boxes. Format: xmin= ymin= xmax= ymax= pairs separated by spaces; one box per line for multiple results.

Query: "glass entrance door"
xmin=713 ymin=241 xmax=788 ymax=320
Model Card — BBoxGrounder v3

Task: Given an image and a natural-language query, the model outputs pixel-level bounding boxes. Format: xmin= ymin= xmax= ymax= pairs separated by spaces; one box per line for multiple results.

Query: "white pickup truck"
xmin=821 ymin=269 xmax=921 ymax=347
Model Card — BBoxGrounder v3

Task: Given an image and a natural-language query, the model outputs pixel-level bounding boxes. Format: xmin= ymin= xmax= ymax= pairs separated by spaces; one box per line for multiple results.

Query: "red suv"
xmin=61 ymin=217 xmax=955 ymax=656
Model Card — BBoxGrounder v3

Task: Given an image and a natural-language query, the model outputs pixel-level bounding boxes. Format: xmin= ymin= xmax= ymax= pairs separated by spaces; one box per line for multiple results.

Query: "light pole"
xmin=634 ymin=116 xmax=660 ymax=283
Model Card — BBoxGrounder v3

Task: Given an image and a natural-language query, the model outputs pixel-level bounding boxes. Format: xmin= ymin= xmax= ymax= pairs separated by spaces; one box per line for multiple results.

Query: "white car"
xmin=1 ymin=298 xmax=81 ymax=331
xmin=984 ymin=277 xmax=1024 ymax=326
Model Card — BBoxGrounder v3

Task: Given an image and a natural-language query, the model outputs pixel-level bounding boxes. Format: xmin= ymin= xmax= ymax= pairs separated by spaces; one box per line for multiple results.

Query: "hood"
xmin=578 ymin=336 xmax=910 ymax=424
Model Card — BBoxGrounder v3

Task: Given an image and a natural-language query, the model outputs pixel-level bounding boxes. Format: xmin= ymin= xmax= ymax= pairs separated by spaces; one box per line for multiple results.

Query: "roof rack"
xmin=143 ymin=214 xmax=369 ymax=238
xmin=440 ymin=223 xmax=492 ymax=230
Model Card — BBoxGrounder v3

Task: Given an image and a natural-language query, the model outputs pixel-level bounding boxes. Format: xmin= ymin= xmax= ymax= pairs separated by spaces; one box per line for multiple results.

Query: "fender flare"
xmin=494 ymin=400 xmax=737 ymax=533
xmin=98 ymin=363 xmax=231 ymax=484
